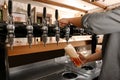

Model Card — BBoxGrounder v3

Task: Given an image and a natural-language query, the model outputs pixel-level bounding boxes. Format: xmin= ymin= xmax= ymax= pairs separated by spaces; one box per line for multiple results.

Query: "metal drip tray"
xmin=81 ymin=66 xmax=94 ymax=70
xmin=62 ymin=72 xmax=78 ymax=79
xmin=10 ymin=58 xmax=102 ymax=80
xmin=38 ymin=71 xmax=90 ymax=80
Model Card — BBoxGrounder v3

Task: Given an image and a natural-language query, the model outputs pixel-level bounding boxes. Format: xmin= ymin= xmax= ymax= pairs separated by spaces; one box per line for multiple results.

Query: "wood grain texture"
xmin=7 ymin=40 xmax=91 ymax=56
xmin=33 ymin=0 xmax=87 ymax=13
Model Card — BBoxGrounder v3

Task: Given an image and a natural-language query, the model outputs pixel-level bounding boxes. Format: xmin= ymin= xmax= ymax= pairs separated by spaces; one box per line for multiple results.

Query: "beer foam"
xmin=64 ymin=44 xmax=79 ymax=58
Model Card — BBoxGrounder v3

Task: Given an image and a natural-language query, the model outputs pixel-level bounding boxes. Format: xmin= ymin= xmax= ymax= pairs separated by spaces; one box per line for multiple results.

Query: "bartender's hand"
xmin=77 ymin=52 xmax=87 ymax=64
xmin=78 ymin=48 xmax=102 ymax=65
xmin=59 ymin=18 xmax=69 ymax=28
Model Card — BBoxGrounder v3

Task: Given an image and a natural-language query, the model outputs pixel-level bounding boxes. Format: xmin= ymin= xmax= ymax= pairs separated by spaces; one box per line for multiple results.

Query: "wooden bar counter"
xmin=7 ymin=35 xmax=103 ymax=67
xmin=7 ymin=36 xmax=92 ymax=56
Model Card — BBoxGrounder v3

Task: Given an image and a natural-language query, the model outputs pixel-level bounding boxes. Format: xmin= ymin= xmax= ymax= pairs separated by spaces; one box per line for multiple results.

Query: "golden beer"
xmin=64 ymin=44 xmax=83 ymax=67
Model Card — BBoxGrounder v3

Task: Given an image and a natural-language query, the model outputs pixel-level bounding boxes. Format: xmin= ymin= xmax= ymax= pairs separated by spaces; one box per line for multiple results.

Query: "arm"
xmin=67 ymin=17 xmax=83 ymax=27
xmin=85 ymin=50 xmax=102 ymax=63
xmin=59 ymin=7 xmax=120 ymax=34
xmin=82 ymin=7 xmax=120 ymax=34
xmin=79 ymin=48 xmax=102 ymax=64
xmin=59 ymin=17 xmax=82 ymax=27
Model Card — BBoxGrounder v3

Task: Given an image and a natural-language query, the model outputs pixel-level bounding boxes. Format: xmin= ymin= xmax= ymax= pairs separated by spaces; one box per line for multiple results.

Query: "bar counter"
xmin=7 ymin=35 xmax=98 ymax=56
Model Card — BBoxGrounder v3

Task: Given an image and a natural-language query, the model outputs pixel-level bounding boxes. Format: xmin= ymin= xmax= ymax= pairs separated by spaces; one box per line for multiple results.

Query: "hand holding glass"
xmin=64 ymin=44 xmax=83 ymax=67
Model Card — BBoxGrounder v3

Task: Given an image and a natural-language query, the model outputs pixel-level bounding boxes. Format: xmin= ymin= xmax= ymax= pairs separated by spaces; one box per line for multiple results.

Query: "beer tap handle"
xmin=26 ymin=4 xmax=33 ymax=48
xmin=55 ymin=9 xmax=60 ymax=45
xmin=43 ymin=7 xmax=46 ymax=19
xmin=27 ymin=4 xmax=31 ymax=17
xmin=55 ymin=9 xmax=58 ymax=21
xmin=42 ymin=7 xmax=48 ymax=47
xmin=27 ymin=4 xmax=32 ymax=24
xmin=42 ymin=7 xmax=47 ymax=25
xmin=8 ymin=0 xmax=12 ymax=16
xmin=8 ymin=0 xmax=13 ymax=23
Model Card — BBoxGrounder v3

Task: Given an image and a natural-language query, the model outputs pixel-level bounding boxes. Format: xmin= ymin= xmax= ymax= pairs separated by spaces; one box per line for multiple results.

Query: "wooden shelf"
xmin=7 ymin=40 xmax=91 ymax=56
xmin=7 ymin=35 xmax=103 ymax=56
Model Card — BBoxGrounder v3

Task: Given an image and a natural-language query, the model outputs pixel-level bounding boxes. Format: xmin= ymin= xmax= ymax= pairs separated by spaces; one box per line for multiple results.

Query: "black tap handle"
xmin=43 ymin=7 xmax=46 ymax=18
xmin=27 ymin=4 xmax=31 ymax=17
xmin=91 ymin=34 xmax=98 ymax=53
xmin=8 ymin=0 xmax=12 ymax=15
xmin=55 ymin=9 xmax=58 ymax=20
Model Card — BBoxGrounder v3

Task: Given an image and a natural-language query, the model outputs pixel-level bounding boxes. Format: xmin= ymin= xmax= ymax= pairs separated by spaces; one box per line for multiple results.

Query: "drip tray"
xmin=62 ymin=72 xmax=78 ymax=79
xmin=81 ymin=65 xmax=94 ymax=70
xmin=38 ymin=61 xmax=101 ymax=80
xmin=38 ymin=71 xmax=91 ymax=80
xmin=10 ymin=59 xmax=101 ymax=80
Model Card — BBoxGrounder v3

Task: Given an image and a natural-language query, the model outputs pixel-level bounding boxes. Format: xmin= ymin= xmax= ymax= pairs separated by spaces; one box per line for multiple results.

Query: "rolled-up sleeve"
xmin=82 ymin=8 xmax=120 ymax=35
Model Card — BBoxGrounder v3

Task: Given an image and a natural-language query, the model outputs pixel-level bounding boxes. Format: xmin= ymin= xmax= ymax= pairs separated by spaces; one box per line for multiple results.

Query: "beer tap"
xmin=26 ymin=4 xmax=33 ymax=48
xmin=65 ymin=25 xmax=70 ymax=44
xmin=54 ymin=9 xmax=60 ymax=46
xmin=41 ymin=7 xmax=48 ymax=47
xmin=7 ymin=0 xmax=15 ymax=50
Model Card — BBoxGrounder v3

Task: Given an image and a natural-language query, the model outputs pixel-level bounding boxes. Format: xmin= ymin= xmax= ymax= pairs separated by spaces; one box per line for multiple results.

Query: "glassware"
xmin=64 ymin=44 xmax=83 ymax=67
xmin=76 ymin=46 xmax=91 ymax=57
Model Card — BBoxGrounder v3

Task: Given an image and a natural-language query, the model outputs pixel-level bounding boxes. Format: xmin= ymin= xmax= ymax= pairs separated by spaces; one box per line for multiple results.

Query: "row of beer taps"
xmin=6 ymin=0 xmax=72 ymax=49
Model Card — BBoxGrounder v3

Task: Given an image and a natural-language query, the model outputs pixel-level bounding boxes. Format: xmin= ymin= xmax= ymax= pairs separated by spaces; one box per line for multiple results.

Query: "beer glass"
xmin=64 ymin=44 xmax=83 ymax=67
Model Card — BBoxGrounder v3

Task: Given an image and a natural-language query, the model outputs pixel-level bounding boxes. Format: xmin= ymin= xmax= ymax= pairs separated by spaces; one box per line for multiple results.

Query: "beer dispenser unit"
xmin=41 ymin=7 xmax=48 ymax=47
xmin=54 ymin=9 xmax=60 ymax=45
xmin=26 ymin=4 xmax=33 ymax=48
xmin=7 ymin=0 xmax=15 ymax=50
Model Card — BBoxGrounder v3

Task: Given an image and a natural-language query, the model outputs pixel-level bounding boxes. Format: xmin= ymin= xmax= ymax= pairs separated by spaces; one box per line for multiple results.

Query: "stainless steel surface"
xmin=65 ymin=26 xmax=70 ymax=43
xmin=10 ymin=59 xmax=64 ymax=80
xmin=10 ymin=57 xmax=102 ymax=80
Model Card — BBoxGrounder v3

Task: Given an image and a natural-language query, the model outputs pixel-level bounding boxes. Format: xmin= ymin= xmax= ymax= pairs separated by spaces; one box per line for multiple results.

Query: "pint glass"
xmin=64 ymin=44 xmax=83 ymax=67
